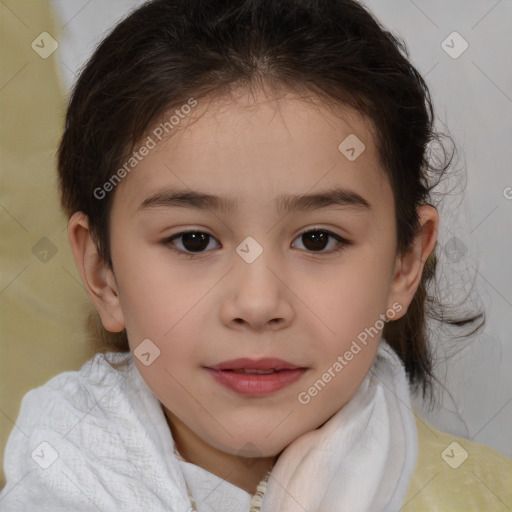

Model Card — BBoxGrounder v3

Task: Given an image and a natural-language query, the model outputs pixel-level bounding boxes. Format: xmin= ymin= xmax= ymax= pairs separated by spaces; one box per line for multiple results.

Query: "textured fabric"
xmin=179 ymin=459 xmax=252 ymax=511
xmin=402 ymin=416 xmax=512 ymax=511
xmin=1 ymin=341 xmax=416 ymax=511
xmin=0 ymin=352 xmax=191 ymax=511
xmin=1 ymin=344 xmax=511 ymax=511
xmin=260 ymin=341 xmax=418 ymax=512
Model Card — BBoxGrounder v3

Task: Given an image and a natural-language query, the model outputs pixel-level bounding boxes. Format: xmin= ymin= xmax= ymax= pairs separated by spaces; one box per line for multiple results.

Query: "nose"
xmin=220 ymin=244 xmax=294 ymax=332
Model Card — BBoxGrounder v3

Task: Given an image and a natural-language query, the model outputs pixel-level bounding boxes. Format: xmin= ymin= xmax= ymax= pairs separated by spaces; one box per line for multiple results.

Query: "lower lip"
xmin=205 ymin=368 xmax=307 ymax=396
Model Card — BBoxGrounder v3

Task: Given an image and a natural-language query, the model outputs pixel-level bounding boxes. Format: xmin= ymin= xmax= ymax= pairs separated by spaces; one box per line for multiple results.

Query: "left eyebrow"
xmin=138 ymin=186 xmax=371 ymax=215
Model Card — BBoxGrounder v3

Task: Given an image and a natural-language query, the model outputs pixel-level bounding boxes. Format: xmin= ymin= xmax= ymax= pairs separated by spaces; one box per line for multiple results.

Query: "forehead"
xmin=111 ymin=88 xmax=391 ymax=217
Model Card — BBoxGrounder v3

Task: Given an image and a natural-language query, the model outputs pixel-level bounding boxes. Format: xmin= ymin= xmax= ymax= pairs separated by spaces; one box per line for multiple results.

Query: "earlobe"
xmin=67 ymin=212 xmax=126 ymax=332
xmin=387 ymin=205 xmax=439 ymax=318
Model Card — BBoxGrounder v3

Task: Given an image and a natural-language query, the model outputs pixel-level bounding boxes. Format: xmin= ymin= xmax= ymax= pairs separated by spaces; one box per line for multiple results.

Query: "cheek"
xmin=112 ymin=247 xmax=216 ymax=379
xmin=112 ymin=241 xmax=192 ymax=336
xmin=295 ymin=336 xmax=380 ymax=430
xmin=311 ymin=257 xmax=393 ymax=336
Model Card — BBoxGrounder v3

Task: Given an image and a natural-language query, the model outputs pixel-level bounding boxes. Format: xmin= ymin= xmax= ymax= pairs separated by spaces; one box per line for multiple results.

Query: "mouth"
xmin=204 ymin=358 xmax=308 ymax=396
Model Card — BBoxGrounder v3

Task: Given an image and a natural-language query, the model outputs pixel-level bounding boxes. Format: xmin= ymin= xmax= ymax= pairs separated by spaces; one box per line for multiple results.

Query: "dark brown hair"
xmin=58 ymin=0 xmax=484 ymax=400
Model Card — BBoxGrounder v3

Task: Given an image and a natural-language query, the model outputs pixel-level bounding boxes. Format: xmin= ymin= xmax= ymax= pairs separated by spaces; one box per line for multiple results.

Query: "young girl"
xmin=1 ymin=0 xmax=510 ymax=510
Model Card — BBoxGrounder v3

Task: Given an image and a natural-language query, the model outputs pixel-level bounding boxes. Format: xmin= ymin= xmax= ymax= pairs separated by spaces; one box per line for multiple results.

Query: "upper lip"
xmin=206 ymin=358 xmax=304 ymax=371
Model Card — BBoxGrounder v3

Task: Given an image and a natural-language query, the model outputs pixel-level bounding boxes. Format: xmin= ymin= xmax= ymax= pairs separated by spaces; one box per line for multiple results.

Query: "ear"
xmin=67 ymin=212 xmax=126 ymax=332
xmin=387 ymin=205 xmax=439 ymax=319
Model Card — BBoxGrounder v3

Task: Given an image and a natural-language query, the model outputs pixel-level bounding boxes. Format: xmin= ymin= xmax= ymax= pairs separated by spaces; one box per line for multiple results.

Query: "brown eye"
xmin=292 ymin=229 xmax=349 ymax=253
xmin=301 ymin=231 xmax=329 ymax=251
xmin=166 ymin=231 xmax=220 ymax=253
xmin=163 ymin=228 xmax=349 ymax=257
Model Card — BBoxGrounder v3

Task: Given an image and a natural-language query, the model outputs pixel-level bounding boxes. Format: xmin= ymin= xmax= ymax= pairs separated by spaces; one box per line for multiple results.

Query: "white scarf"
xmin=260 ymin=339 xmax=418 ymax=512
xmin=0 ymin=339 xmax=417 ymax=512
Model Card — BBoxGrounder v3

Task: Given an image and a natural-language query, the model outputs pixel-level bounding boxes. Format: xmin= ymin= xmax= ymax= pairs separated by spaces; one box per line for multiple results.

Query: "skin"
xmin=68 ymin=87 xmax=439 ymax=495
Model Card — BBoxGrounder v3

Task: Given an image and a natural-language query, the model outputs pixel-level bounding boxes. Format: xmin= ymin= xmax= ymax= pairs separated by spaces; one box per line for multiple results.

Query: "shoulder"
xmin=2 ymin=351 xmax=133 ymax=461
xmin=0 ymin=352 xmax=141 ymax=508
xmin=0 ymin=351 xmax=189 ymax=510
xmin=8 ymin=351 xmax=132 ymax=434
xmin=402 ymin=413 xmax=512 ymax=512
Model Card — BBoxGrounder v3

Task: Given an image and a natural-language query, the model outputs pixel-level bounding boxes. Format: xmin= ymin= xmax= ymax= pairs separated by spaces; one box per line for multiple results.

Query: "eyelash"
xmin=162 ymin=228 xmax=351 ymax=258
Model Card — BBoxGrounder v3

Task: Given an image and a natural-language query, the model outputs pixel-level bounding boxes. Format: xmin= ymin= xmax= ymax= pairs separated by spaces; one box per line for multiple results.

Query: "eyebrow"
xmin=138 ymin=186 xmax=371 ymax=215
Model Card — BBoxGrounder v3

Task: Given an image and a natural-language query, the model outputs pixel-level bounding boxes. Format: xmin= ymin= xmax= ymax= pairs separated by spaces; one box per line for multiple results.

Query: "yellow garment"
xmin=402 ymin=415 xmax=512 ymax=511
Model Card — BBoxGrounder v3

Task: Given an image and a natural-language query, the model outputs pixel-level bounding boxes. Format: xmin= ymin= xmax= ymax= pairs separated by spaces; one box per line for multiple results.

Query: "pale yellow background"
xmin=0 ymin=1 xmax=97 ymax=488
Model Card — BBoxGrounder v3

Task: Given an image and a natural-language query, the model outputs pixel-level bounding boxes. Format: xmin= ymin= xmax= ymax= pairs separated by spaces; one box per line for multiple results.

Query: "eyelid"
xmin=292 ymin=226 xmax=351 ymax=253
xmin=164 ymin=229 xmax=220 ymax=256
xmin=295 ymin=225 xmax=350 ymax=241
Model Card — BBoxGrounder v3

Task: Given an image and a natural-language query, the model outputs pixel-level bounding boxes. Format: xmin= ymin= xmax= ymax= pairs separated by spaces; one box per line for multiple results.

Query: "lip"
xmin=208 ymin=358 xmax=302 ymax=371
xmin=205 ymin=358 xmax=308 ymax=396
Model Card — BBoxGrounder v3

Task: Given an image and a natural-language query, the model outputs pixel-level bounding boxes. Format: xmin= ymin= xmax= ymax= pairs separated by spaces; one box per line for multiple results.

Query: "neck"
xmin=163 ymin=406 xmax=277 ymax=495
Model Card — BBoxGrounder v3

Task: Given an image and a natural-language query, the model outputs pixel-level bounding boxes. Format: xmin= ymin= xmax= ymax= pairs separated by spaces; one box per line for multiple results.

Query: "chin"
xmin=207 ymin=429 xmax=294 ymax=459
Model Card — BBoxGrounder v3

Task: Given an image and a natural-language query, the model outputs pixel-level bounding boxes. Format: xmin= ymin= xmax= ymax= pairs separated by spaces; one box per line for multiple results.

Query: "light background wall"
xmin=360 ymin=0 xmax=512 ymax=456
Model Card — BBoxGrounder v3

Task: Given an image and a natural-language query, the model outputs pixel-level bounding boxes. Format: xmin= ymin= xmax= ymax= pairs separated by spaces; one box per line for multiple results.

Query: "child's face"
xmin=107 ymin=89 xmax=405 ymax=457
